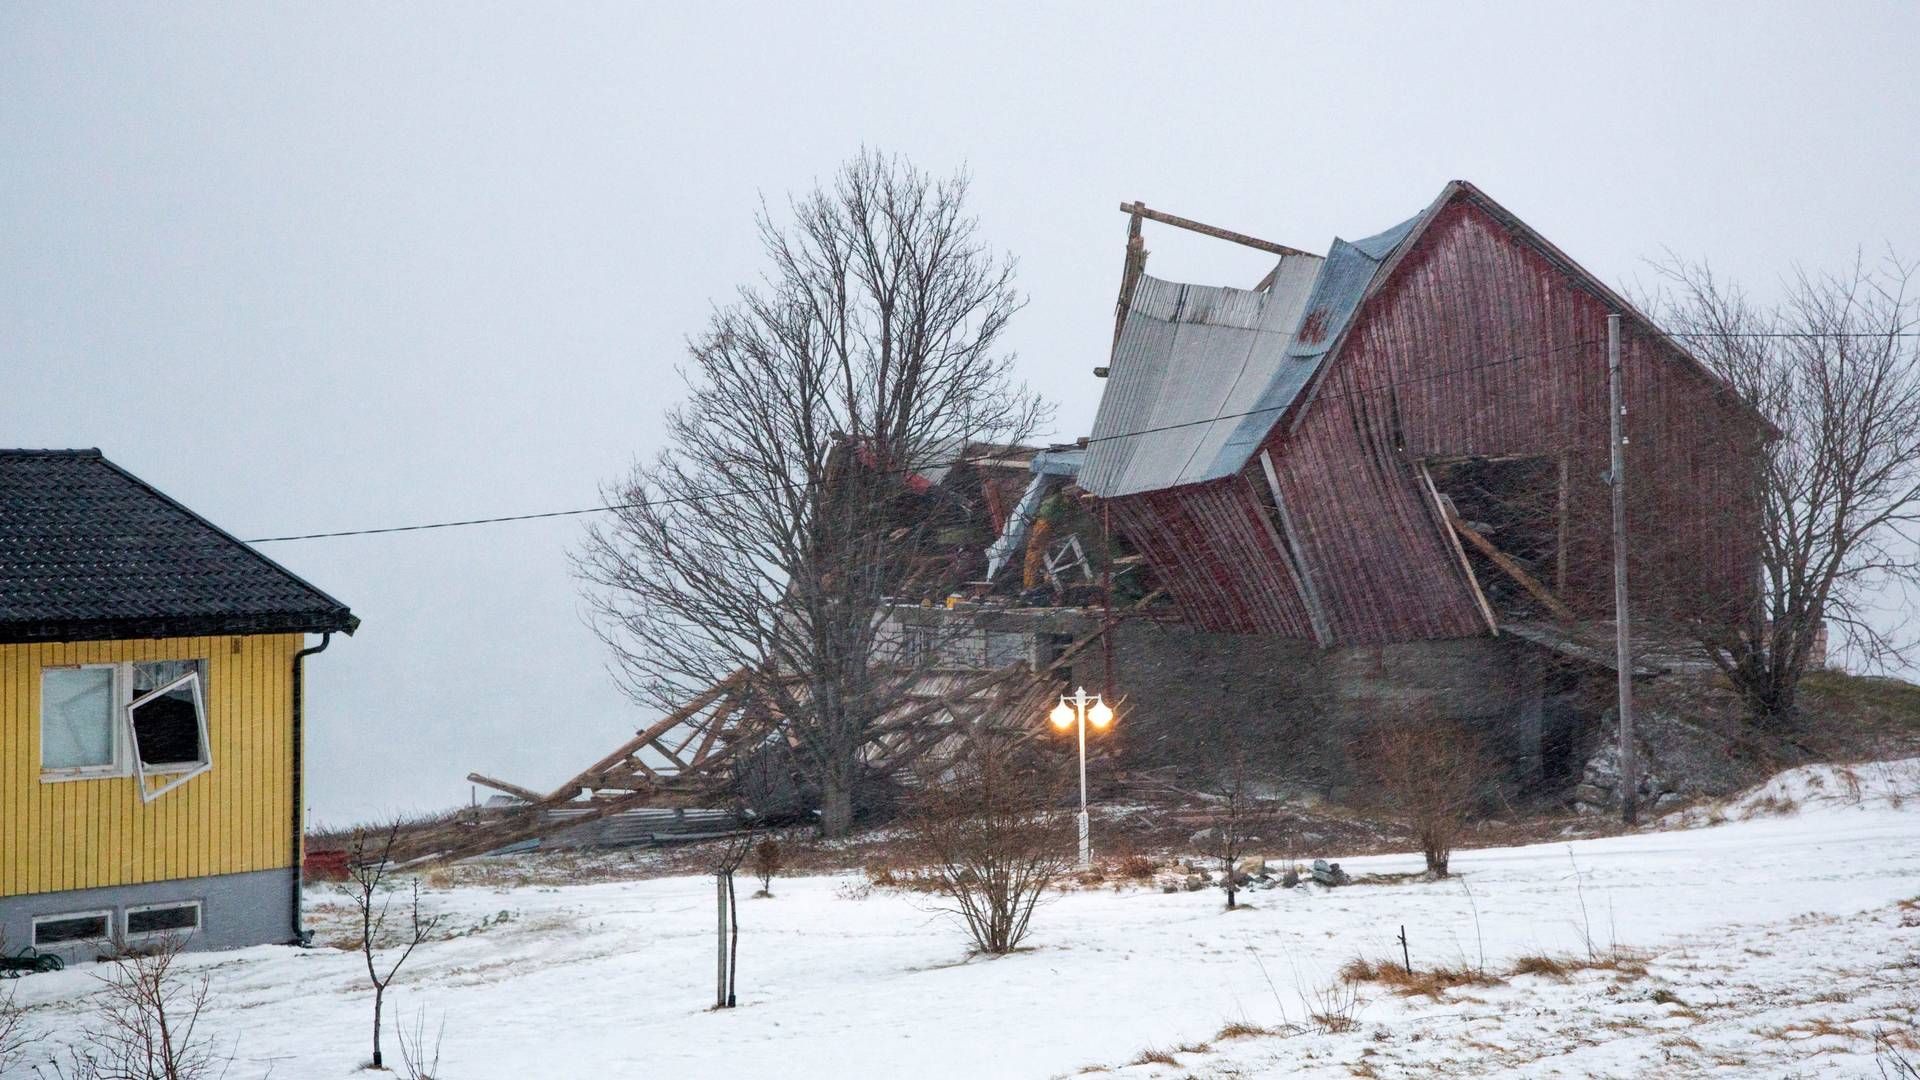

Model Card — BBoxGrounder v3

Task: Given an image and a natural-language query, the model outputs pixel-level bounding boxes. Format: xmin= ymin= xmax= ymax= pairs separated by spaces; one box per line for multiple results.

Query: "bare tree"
xmin=1360 ymin=719 xmax=1486 ymax=878
xmin=1648 ymin=253 xmax=1920 ymax=730
xmin=709 ymin=828 xmax=755 ymax=1009
xmin=905 ymin=730 xmax=1075 ymax=955
xmin=576 ymin=150 xmax=1048 ymax=837
xmin=342 ymin=823 xmax=442 ymax=1070
xmin=1193 ymin=726 xmax=1261 ymax=910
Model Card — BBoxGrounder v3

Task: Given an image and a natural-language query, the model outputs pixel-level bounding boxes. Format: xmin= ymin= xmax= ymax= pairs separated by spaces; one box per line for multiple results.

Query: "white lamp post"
xmin=1049 ymin=686 xmax=1114 ymax=870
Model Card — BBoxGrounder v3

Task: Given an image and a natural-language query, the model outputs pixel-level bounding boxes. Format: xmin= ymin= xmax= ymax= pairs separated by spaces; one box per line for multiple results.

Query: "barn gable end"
xmin=1086 ymin=182 xmax=1766 ymax=646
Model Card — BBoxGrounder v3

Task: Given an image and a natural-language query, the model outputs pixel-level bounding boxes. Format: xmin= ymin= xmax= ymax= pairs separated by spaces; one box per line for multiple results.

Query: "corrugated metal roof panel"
xmin=1082 ymin=212 xmax=1422 ymax=499
xmin=1083 ymin=253 xmax=1323 ymax=497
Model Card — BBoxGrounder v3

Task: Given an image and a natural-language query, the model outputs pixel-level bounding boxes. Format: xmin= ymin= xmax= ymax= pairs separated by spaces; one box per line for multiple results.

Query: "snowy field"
xmin=9 ymin=760 xmax=1920 ymax=1078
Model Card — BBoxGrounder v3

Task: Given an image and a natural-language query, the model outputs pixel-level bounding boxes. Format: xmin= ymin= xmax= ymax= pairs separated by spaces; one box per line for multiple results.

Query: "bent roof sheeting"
xmin=1082 ymin=215 xmax=1419 ymax=499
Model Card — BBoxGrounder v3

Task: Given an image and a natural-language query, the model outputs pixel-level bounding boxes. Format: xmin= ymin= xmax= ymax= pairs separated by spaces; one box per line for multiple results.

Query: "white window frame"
xmin=39 ymin=660 xmax=213 ymax=801
xmin=123 ymin=900 xmax=202 ymax=939
xmin=31 ymin=909 xmax=114 ymax=948
xmin=39 ymin=664 xmax=128 ymax=781
xmin=128 ymin=670 xmax=212 ymax=803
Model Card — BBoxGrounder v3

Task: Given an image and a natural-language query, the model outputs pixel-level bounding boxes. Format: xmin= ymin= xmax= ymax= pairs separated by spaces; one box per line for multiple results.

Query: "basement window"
xmin=125 ymin=901 xmax=201 ymax=937
xmin=128 ymin=661 xmax=211 ymax=802
xmin=32 ymin=911 xmax=111 ymax=947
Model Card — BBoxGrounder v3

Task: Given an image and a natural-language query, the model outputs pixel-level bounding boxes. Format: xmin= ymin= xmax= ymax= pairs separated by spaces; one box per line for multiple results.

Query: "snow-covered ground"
xmin=9 ymin=760 xmax=1919 ymax=1078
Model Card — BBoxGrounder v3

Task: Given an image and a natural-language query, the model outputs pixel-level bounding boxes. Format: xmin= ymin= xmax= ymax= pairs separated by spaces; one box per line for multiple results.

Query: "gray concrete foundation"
xmin=0 ymin=867 xmax=296 ymax=965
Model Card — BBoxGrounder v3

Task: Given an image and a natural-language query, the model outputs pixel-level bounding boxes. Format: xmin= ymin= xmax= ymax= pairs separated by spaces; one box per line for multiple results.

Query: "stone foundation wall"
xmin=893 ymin=605 xmax=1578 ymax=803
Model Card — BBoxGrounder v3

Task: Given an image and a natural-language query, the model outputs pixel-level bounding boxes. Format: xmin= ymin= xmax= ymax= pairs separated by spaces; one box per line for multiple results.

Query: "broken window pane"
xmin=129 ymin=665 xmax=207 ymax=769
xmin=41 ymin=667 xmax=117 ymax=771
xmin=133 ymin=659 xmax=201 ymax=694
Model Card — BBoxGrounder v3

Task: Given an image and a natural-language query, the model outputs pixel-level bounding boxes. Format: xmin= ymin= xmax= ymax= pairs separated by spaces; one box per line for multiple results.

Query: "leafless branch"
xmin=574 ymin=150 xmax=1050 ymax=836
xmin=1644 ymin=251 xmax=1920 ymax=728
xmin=340 ymin=821 xmax=442 ymax=1070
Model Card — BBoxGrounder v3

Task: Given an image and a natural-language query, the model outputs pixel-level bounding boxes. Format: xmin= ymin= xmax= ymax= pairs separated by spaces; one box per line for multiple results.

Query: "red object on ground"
xmin=304 ymin=849 xmax=351 ymax=882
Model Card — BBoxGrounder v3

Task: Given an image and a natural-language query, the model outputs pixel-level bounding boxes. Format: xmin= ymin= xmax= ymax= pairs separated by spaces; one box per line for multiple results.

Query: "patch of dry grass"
xmin=1741 ymin=793 xmax=1800 ymax=819
xmin=1509 ymin=948 xmax=1651 ymax=981
xmin=1215 ymin=1020 xmax=1273 ymax=1040
xmin=1126 ymin=1046 xmax=1178 ymax=1066
xmin=1510 ymin=954 xmax=1570 ymax=979
xmin=1339 ymin=956 xmax=1503 ymax=999
xmin=1760 ymin=1015 xmax=1867 ymax=1044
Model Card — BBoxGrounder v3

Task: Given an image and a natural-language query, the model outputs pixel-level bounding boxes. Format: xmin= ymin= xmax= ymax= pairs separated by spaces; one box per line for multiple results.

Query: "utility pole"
xmin=1608 ymin=313 xmax=1639 ymax=826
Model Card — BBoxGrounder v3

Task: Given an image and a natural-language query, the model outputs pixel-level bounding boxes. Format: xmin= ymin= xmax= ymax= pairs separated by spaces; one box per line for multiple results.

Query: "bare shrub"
xmin=1 ymin=980 xmax=35 ymax=1074
xmin=1307 ymin=978 xmax=1361 ymax=1033
xmin=751 ymin=836 xmax=784 ymax=898
xmin=395 ymin=1003 xmax=446 ymax=1080
xmin=1359 ymin=718 xmax=1487 ymax=878
xmin=905 ymin=733 xmax=1075 ymax=955
xmin=1193 ymin=724 xmax=1267 ymax=910
xmin=48 ymin=933 xmax=226 ymax=1079
xmin=1877 ymin=1023 xmax=1920 ymax=1079
xmin=342 ymin=822 xmax=443 ymax=1070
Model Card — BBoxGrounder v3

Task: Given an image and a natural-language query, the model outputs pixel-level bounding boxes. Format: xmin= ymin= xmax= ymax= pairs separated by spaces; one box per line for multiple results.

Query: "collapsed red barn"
xmin=454 ymin=181 xmax=1775 ymax=853
xmin=1085 ymin=181 xmax=1767 ymax=648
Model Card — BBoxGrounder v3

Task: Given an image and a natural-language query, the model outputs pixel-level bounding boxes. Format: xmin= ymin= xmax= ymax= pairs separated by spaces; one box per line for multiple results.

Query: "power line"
xmin=246 ymin=324 xmax=1915 ymax=544
xmin=247 ymin=336 xmax=1603 ymax=543
xmin=1667 ymin=331 xmax=1920 ymax=339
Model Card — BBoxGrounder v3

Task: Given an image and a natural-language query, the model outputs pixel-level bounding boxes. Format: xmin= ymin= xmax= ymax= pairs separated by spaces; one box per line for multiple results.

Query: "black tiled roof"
xmin=0 ymin=449 xmax=358 ymax=643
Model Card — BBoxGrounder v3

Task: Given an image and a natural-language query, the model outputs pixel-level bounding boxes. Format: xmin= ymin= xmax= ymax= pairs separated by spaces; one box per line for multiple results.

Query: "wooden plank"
xmin=688 ymin=699 xmax=738 ymax=766
xmin=1556 ymin=451 xmax=1571 ymax=597
xmin=1119 ymin=201 xmax=1315 ymax=259
xmin=1111 ymin=211 xmax=1147 ymax=353
xmin=545 ymin=672 xmax=746 ymax=800
xmin=465 ymin=773 xmax=547 ymax=804
xmin=1258 ymin=451 xmax=1332 ymax=646
xmin=1449 ymin=516 xmax=1577 ymax=622
xmin=1420 ymin=464 xmax=1500 ymax=635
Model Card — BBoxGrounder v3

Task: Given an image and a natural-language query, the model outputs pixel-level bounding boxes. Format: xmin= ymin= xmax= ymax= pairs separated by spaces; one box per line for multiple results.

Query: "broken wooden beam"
xmin=1118 ymin=201 xmax=1316 ymax=259
xmin=1448 ymin=517 xmax=1578 ymax=622
xmin=466 ymin=773 xmax=546 ymax=804
xmin=1419 ymin=464 xmax=1500 ymax=635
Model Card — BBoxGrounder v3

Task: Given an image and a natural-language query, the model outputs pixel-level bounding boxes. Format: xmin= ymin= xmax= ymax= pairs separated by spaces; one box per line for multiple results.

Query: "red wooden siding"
xmin=1108 ymin=481 xmax=1317 ymax=638
xmin=1264 ymin=195 xmax=1761 ymax=642
xmin=1104 ymin=189 xmax=1764 ymax=646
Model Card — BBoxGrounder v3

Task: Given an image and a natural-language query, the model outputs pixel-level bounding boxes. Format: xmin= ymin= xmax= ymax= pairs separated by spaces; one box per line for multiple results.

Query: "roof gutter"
xmin=289 ymin=631 xmax=332 ymax=945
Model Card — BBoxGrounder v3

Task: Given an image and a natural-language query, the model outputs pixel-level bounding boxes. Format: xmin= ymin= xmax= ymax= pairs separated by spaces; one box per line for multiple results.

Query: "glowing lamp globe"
xmin=1088 ymin=700 xmax=1115 ymax=729
xmin=1049 ymin=702 xmax=1075 ymax=730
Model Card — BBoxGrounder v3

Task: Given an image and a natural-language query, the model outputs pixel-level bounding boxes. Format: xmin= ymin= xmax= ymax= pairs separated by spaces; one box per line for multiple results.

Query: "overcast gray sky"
xmin=4 ymin=3 xmax=1917 ymax=823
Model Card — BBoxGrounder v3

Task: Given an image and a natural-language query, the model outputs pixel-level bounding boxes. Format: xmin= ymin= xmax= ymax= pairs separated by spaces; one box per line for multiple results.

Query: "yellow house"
xmin=0 ymin=449 xmax=357 ymax=962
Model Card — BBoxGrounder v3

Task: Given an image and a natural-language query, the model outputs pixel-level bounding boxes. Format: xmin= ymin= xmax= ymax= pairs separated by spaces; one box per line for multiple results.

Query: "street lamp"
xmin=1049 ymin=686 xmax=1114 ymax=869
